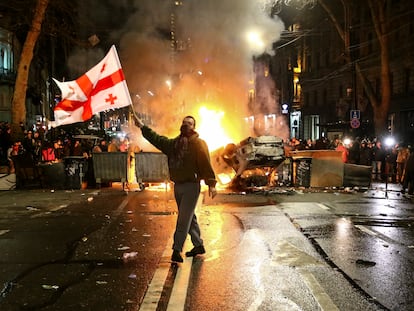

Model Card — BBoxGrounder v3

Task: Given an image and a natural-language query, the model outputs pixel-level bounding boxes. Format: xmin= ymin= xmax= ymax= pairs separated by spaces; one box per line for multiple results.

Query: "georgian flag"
xmin=53 ymin=45 xmax=132 ymax=126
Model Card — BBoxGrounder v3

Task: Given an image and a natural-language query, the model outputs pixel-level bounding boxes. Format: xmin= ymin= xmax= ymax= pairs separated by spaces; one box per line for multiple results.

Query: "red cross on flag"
xmin=53 ymin=45 xmax=132 ymax=126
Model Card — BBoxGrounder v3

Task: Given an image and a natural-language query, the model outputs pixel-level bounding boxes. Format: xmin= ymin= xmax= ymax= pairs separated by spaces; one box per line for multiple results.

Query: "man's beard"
xmin=180 ymin=124 xmax=194 ymax=137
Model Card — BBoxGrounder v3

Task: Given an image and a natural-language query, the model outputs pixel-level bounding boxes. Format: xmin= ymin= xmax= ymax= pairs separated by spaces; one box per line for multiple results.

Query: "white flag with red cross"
xmin=53 ymin=45 xmax=132 ymax=126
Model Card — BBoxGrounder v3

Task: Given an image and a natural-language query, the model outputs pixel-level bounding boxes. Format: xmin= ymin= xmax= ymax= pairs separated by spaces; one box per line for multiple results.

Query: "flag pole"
xmin=111 ymin=45 xmax=144 ymax=127
xmin=130 ymin=104 xmax=144 ymax=127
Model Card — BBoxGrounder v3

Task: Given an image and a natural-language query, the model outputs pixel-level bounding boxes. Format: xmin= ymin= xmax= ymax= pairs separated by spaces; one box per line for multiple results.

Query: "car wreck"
xmin=211 ymin=136 xmax=372 ymax=191
xmin=211 ymin=135 xmax=287 ymax=190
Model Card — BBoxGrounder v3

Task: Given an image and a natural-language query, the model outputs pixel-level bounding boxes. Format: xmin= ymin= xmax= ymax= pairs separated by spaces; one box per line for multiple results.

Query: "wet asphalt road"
xmin=0 ymin=183 xmax=412 ymax=310
xmin=0 ymin=188 xmax=176 ymax=311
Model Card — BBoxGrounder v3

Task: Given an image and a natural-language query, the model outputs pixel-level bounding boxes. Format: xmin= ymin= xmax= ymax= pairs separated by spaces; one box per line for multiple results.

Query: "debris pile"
xmin=212 ymin=135 xmax=286 ymax=190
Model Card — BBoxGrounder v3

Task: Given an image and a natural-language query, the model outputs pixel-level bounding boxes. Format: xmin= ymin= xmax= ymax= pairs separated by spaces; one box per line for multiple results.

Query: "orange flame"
xmin=196 ymin=106 xmax=235 ymax=152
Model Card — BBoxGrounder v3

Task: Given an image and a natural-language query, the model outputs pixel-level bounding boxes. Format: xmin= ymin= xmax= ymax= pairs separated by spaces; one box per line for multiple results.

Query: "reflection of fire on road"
xmin=211 ymin=135 xmax=286 ymax=190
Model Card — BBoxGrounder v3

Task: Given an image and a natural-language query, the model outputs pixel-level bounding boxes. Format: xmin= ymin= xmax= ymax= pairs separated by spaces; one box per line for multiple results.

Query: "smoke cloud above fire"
xmin=70 ymin=0 xmax=288 ymax=148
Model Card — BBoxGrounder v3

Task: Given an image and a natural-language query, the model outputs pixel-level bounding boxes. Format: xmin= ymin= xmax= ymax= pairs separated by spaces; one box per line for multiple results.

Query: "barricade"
xmin=12 ymin=154 xmax=43 ymax=189
xmin=343 ymin=163 xmax=372 ymax=188
xmin=134 ymin=152 xmax=169 ymax=189
xmin=92 ymin=152 xmax=128 ymax=188
xmin=290 ymin=150 xmax=344 ymax=187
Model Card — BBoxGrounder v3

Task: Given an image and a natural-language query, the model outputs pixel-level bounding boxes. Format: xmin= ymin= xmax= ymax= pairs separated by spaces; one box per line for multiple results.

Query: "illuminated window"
xmin=0 ymin=28 xmax=13 ymax=72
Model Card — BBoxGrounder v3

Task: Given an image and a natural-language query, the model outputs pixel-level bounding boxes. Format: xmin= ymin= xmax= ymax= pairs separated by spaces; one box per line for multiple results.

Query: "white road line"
xmin=0 ymin=229 xmax=10 ymax=236
xmin=166 ymin=255 xmax=193 ymax=310
xmin=166 ymin=193 xmax=204 ymax=311
xmin=317 ymin=203 xmax=330 ymax=210
xmin=355 ymin=225 xmax=378 ymax=236
xmin=139 ymin=238 xmax=174 ymax=311
xmin=300 ymin=270 xmax=340 ymax=311
xmin=49 ymin=205 xmax=69 ymax=212
xmin=114 ymin=195 xmax=130 ymax=217
xmin=139 ymin=193 xmax=204 ymax=311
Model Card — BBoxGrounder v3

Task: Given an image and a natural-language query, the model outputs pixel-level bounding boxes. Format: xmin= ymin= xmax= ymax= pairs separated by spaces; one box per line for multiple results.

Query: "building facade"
xmin=0 ymin=27 xmax=18 ymax=123
xmin=271 ymin=0 xmax=414 ymax=144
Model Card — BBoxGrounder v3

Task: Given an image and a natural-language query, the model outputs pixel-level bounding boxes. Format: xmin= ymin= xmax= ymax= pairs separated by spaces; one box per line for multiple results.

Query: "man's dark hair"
xmin=184 ymin=115 xmax=196 ymax=128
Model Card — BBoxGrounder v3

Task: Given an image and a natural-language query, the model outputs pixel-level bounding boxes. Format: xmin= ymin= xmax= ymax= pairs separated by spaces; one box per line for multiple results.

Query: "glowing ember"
xmin=145 ymin=182 xmax=171 ymax=191
xmin=197 ymin=106 xmax=234 ymax=152
xmin=217 ymin=172 xmax=235 ymax=185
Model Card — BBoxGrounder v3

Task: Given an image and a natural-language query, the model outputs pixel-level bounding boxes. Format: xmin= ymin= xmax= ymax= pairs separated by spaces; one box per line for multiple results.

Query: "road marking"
xmin=0 ymin=229 xmax=10 ymax=236
xmin=49 ymin=205 xmax=69 ymax=212
xmin=272 ymin=240 xmax=324 ymax=267
xmin=114 ymin=195 xmax=130 ymax=216
xmin=139 ymin=238 xmax=175 ymax=311
xmin=272 ymin=241 xmax=338 ymax=310
xmin=166 ymin=256 xmax=193 ymax=310
xmin=139 ymin=193 xmax=204 ymax=311
xmin=166 ymin=193 xmax=204 ymax=311
xmin=300 ymin=270 xmax=340 ymax=311
xmin=317 ymin=203 xmax=330 ymax=210
xmin=355 ymin=225 xmax=378 ymax=236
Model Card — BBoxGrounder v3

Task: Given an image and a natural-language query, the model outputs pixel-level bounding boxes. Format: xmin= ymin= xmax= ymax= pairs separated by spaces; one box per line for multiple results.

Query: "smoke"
xmin=69 ymin=0 xmax=287 ymax=144
xmin=118 ymin=0 xmax=285 ymax=140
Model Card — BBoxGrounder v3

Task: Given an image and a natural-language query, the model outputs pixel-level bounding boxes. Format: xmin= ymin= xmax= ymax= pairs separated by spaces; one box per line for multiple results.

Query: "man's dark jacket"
xmin=141 ymin=125 xmax=216 ymax=187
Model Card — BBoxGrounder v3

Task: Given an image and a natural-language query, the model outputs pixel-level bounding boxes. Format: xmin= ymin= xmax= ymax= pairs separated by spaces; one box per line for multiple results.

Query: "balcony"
xmin=0 ymin=67 xmax=16 ymax=85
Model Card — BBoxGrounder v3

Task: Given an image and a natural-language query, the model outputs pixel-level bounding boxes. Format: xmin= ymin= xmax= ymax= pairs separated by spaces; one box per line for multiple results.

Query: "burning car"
xmin=211 ymin=135 xmax=286 ymax=189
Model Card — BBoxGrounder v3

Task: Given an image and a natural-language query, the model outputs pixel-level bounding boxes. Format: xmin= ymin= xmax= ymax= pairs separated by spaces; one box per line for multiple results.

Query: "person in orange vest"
xmin=335 ymin=141 xmax=349 ymax=163
xmin=396 ymin=143 xmax=410 ymax=183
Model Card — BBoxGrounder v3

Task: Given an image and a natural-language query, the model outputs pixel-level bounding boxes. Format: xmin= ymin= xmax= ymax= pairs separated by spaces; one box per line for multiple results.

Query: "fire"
xmin=196 ymin=106 xmax=234 ymax=152
xmin=217 ymin=172 xmax=235 ymax=188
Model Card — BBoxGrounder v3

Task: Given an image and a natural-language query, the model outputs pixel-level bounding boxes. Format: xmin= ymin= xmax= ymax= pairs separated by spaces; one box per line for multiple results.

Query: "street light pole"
xmin=341 ymin=0 xmax=357 ymax=111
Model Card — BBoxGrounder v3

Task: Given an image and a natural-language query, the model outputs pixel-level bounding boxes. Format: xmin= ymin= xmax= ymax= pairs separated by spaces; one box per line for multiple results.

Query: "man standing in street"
xmin=134 ymin=115 xmax=217 ymax=263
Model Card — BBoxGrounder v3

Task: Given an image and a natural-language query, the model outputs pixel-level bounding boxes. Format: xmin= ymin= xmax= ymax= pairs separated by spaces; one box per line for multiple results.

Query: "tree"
xmin=318 ymin=0 xmax=391 ymax=137
xmin=11 ymin=0 xmax=49 ymax=130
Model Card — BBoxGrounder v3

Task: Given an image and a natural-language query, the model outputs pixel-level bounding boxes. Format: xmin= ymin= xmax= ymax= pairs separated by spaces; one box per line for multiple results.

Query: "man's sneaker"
xmin=171 ymin=250 xmax=183 ymax=263
xmin=185 ymin=245 xmax=206 ymax=257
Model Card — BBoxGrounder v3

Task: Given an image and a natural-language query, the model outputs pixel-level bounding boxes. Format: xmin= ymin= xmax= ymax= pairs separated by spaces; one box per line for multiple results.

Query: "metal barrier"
xmin=343 ymin=163 xmax=372 ymax=188
xmin=134 ymin=152 xmax=169 ymax=189
xmin=92 ymin=152 xmax=128 ymax=188
xmin=38 ymin=162 xmax=66 ymax=190
xmin=12 ymin=154 xmax=43 ymax=189
xmin=290 ymin=150 xmax=344 ymax=187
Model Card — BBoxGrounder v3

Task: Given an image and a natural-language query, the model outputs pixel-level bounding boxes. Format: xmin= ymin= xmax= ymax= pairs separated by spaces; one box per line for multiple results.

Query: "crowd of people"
xmin=0 ymin=121 xmax=139 ymax=175
xmin=1 ymin=121 xmax=413 ymax=194
xmin=286 ymin=136 xmax=414 ymax=194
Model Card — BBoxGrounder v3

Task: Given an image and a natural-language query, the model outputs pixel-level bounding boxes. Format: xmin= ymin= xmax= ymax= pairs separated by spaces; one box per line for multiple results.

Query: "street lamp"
xmin=384 ymin=136 xmax=395 ymax=148
xmin=246 ymin=31 xmax=265 ymax=50
xmin=166 ymin=79 xmax=172 ymax=91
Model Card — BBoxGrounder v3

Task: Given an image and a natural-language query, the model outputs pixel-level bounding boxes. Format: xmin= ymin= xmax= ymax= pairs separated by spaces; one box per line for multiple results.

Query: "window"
xmin=404 ymin=68 xmax=411 ymax=92
xmin=0 ymin=28 xmax=14 ymax=72
xmin=315 ymin=51 xmax=320 ymax=70
xmin=322 ymin=89 xmax=327 ymax=107
xmin=338 ymin=84 xmax=343 ymax=98
xmin=0 ymin=90 xmax=4 ymax=108
xmin=306 ymin=54 xmax=312 ymax=72
xmin=313 ymin=90 xmax=318 ymax=106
